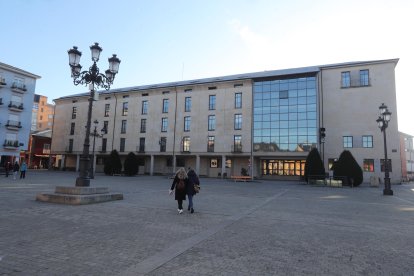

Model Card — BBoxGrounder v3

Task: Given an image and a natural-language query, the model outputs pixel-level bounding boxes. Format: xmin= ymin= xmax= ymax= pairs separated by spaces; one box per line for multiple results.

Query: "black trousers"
xmin=177 ymin=200 xmax=183 ymax=209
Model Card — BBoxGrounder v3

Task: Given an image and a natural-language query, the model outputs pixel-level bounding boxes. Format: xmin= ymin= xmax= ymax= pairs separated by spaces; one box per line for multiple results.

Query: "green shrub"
xmin=333 ymin=150 xmax=363 ymax=186
xmin=124 ymin=152 xmax=138 ymax=176
xmin=304 ymin=147 xmax=325 ymax=182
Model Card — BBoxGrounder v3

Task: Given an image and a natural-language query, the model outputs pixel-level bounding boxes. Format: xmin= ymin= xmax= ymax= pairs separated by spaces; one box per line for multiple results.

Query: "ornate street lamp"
xmin=68 ymin=43 xmax=120 ymax=186
xmin=376 ymin=103 xmax=393 ymax=195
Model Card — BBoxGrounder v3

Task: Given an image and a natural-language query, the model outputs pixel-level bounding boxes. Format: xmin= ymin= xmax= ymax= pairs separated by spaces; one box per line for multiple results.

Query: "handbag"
xmin=194 ymin=184 xmax=200 ymax=193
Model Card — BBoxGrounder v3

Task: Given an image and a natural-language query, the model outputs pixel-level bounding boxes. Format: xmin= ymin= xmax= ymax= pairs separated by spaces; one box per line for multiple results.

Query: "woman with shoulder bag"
xmin=186 ymin=167 xmax=200 ymax=214
xmin=169 ymin=168 xmax=189 ymax=214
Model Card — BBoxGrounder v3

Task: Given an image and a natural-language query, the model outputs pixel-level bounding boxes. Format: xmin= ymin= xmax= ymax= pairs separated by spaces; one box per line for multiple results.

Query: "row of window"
xmin=70 ymin=93 xmax=243 ymax=119
xmin=328 ymin=158 xmax=392 ymax=173
xmin=70 ymin=113 xmax=243 ymax=135
xmin=341 ymin=69 xmax=370 ymax=88
xmin=68 ymin=135 xmax=243 ymax=153
xmin=343 ymin=135 xmax=373 ymax=148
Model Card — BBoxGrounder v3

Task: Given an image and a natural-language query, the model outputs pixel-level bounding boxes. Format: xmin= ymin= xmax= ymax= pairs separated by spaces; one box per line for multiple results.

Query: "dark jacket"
xmin=170 ymin=175 xmax=189 ymax=201
xmin=13 ymin=162 xmax=19 ymax=172
xmin=187 ymin=169 xmax=200 ymax=196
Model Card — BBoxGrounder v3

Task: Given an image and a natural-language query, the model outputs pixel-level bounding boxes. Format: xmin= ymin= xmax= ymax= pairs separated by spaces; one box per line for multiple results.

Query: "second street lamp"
xmin=68 ymin=43 xmax=120 ymax=187
xmin=376 ymin=103 xmax=393 ymax=196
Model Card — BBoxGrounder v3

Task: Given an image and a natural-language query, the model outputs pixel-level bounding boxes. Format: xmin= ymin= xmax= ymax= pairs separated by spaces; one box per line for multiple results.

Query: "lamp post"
xmin=376 ymin=103 xmax=393 ymax=195
xmin=89 ymin=120 xmax=105 ymax=179
xmin=68 ymin=43 xmax=120 ymax=187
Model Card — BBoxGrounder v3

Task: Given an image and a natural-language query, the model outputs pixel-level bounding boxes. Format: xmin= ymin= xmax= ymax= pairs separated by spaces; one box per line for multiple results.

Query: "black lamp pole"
xmin=68 ymin=43 xmax=120 ymax=187
xmin=376 ymin=103 xmax=393 ymax=195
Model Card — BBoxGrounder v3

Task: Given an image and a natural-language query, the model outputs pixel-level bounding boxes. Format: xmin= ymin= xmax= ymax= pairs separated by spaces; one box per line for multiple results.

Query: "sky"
xmin=1 ymin=0 xmax=414 ymax=134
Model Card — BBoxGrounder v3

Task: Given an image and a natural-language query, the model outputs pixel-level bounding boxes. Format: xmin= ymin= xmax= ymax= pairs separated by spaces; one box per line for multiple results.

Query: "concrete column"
xmin=196 ymin=155 xmax=200 ymax=173
xmin=60 ymin=155 xmax=65 ymax=170
xmin=221 ymin=155 xmax=226 ymax=178
xmin=150 ymin=155 xmax=154 ymax=176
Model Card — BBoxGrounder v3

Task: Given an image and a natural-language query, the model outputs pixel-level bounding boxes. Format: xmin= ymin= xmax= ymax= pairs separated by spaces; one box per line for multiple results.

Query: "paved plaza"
xmin=0 ymin=171 xmax=413 ymax=275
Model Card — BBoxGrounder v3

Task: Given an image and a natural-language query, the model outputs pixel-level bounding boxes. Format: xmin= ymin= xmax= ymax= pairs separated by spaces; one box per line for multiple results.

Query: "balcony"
xmin=136 ymin=145 xmax=145 ymax=153
xmin=341 ymin=78 xmax=371 ymax=88
xmin=65 ymin=146 xmax=73 ymax=153
xmin=8 ymin=101 xmax=24 ymax=112
xmin=3 ymin=139 xmax=20 ymax=149
xmin=5 ymin=120 xmax=22 ymax=130
xmin=98 ymin=146 xmax=107 ymax=153
xmin=11 ymin=82 xmax=27 ymax=94
xmin=231 ymin=144 xmax=243 ymax=153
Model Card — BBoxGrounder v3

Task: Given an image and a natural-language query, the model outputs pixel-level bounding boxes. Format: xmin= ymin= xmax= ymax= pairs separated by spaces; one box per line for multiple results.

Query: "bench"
xmin=230 ymin=176 xmax=251 ymax=182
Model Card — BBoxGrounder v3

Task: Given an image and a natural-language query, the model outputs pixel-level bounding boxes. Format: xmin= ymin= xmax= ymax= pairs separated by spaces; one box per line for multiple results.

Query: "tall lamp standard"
xmin=68 ymin=43 xmax=120 ymax=187
xmin=90 ymin=120 xmax=105 ymax=179
xmin=376 ymin=103 xmax=393 ymax=195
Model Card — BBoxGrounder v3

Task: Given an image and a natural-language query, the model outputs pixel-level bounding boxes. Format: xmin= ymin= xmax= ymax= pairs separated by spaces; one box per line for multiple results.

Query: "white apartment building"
xmin=51 ymin=59 xmax=402 ymax=183
xmin=0 ymin=62 xmax=40 ymax=166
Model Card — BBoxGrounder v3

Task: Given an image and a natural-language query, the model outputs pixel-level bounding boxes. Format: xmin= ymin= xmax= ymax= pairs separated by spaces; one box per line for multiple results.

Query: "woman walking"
xmin=169 ymin=168 xmax=189 ymax=214
xmin=186 ymin=167 xmax=200 ymax=213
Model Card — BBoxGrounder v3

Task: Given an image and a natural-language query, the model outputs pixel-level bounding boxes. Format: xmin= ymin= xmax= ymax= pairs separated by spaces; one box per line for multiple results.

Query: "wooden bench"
xmin=230 ymin=176 xmax=251 ymax=182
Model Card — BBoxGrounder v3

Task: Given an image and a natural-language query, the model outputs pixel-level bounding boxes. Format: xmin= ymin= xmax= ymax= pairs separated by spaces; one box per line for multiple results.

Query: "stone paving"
xmin=0 ymin=171 xmax=413 ymax=275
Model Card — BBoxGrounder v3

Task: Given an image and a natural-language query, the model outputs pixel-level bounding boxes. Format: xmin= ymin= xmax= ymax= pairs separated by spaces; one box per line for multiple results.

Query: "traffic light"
xmin=319 ymin=127 xmax=326 ymax=143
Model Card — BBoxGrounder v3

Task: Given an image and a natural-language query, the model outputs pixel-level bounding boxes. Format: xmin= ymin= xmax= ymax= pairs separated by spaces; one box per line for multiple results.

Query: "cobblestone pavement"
xmin=0 ymin=171 xmax=413 ymax=275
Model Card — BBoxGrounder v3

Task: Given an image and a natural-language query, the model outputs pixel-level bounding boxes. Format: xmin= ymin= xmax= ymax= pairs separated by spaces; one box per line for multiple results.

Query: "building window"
xmin=160 ymin=137 xmax=166 ymax=152
xmin=182 ymin=137 xmax=190 ymax=152
xmin=104 ymin=104 xmax=110 ymax=117
xmin=120 ymin=138 xmax=125 ymax=152
xmin=381 ymin=159 xmax=392 ymax=172
xmin=162 ymin=99 xmax=169 ymax=113
xmin=234 ymin=114 xmax=242 ymax=130
xmin=139 ymin=138 xmax=145 ymax=152
xmin=101 ymin=138 xmax=107 ymax=152
xmin=209 ymin=95 xmax=216 ymax=110
xmin=68 ymin=139 xmax=73 ymax=152
xmin=363 ymin=159 xmax=374 ymax=172
xmin=341 ymin=71 xmax=351 ymax=87
xmin=72 ymin=107 xmax=77 ymax=119
xmin=360 ymin=69 xmax=369 ymax=86
xmin=122 ymin=102 xmax=128 ymax=116
xmin=121 ymin=120 xmax=127 ymax=134
xmin=362 ymin=135 xmax=373 ymax=148
xmin=280 ymin=90 xmax=288 ymax=99
xmin=184 ymin=116 xmax=191 ymax=132
xmin=161 ymin=118 xmax=168 ymax=132
xmin=140 ymin=119 xmax=146 ymax=133
xmin=207 ymin=136 xmax=215 ymax=152
xmin=70 ymin=122 xmax=75 ymax=135
xmin=233 ymin=135 xmax=242 ymax=152
xmin=185 ymin=97 xmax=192 ymax=112
xmin=343 ymin=136 xmax=353 ymax=148
xmin=235 ymin=93 xmax=242 ymax=109
xmin=142 ymin=100 xmax=148 ymax=115
xmin=208 ymin=115 xmax=216 ymax=131
xmin=103 ymin=121 xmax=109 ymax=134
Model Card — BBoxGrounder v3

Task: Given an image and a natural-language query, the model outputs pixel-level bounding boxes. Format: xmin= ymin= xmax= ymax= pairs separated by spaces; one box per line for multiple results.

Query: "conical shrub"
xmin=333 ymin=150 xmax=363 ymax=186
xmin=304 ymin=147 xmax=325 ymax=182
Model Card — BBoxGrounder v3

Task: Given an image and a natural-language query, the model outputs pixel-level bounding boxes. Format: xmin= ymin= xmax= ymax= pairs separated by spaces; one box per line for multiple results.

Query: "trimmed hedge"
xmin=304 ymin=147 xmax=325 ymax=182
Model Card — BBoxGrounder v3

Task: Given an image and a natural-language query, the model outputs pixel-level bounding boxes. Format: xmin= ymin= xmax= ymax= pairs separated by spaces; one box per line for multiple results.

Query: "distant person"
xmin=169 ymin=167 xmax=189 ymax=214
xmin=20 ymin=161 xmax=27 ymax=179
xmin=13 ymin=161 xmax=19 ymax=180
xmin=186 ymin=167 xmax=200 ymax=214
xmin=5 ymin=162 xmax=11 ymax=177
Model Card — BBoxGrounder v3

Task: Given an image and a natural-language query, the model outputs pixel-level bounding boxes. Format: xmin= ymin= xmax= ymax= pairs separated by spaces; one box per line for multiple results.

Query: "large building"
xmin=0 ymin=62 xmax=40 ymax=166
xmin=31 ymin=94 xmax=54 ymax=131
xmin=51 ymin=59 xmax=402 ymax=183
xmin=399 ymin=132 xmax=414 ymax=181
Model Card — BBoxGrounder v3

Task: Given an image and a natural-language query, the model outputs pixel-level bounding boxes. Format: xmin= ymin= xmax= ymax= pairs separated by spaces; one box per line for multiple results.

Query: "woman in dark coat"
xmin=169 ymin=167 xmax=189 ymax=214
xmin=186 ymin=167 xmax=200 ymax=213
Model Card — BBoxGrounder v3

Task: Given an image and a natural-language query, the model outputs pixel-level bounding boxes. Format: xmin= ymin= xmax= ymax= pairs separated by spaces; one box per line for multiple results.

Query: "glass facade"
xmin=253 ymin=76 xmax=317 ymax=152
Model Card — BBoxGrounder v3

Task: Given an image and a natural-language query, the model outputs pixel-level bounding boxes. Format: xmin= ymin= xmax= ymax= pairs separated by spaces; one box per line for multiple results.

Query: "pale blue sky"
xmin=1 ymin=0 xmax=414 ymax=134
